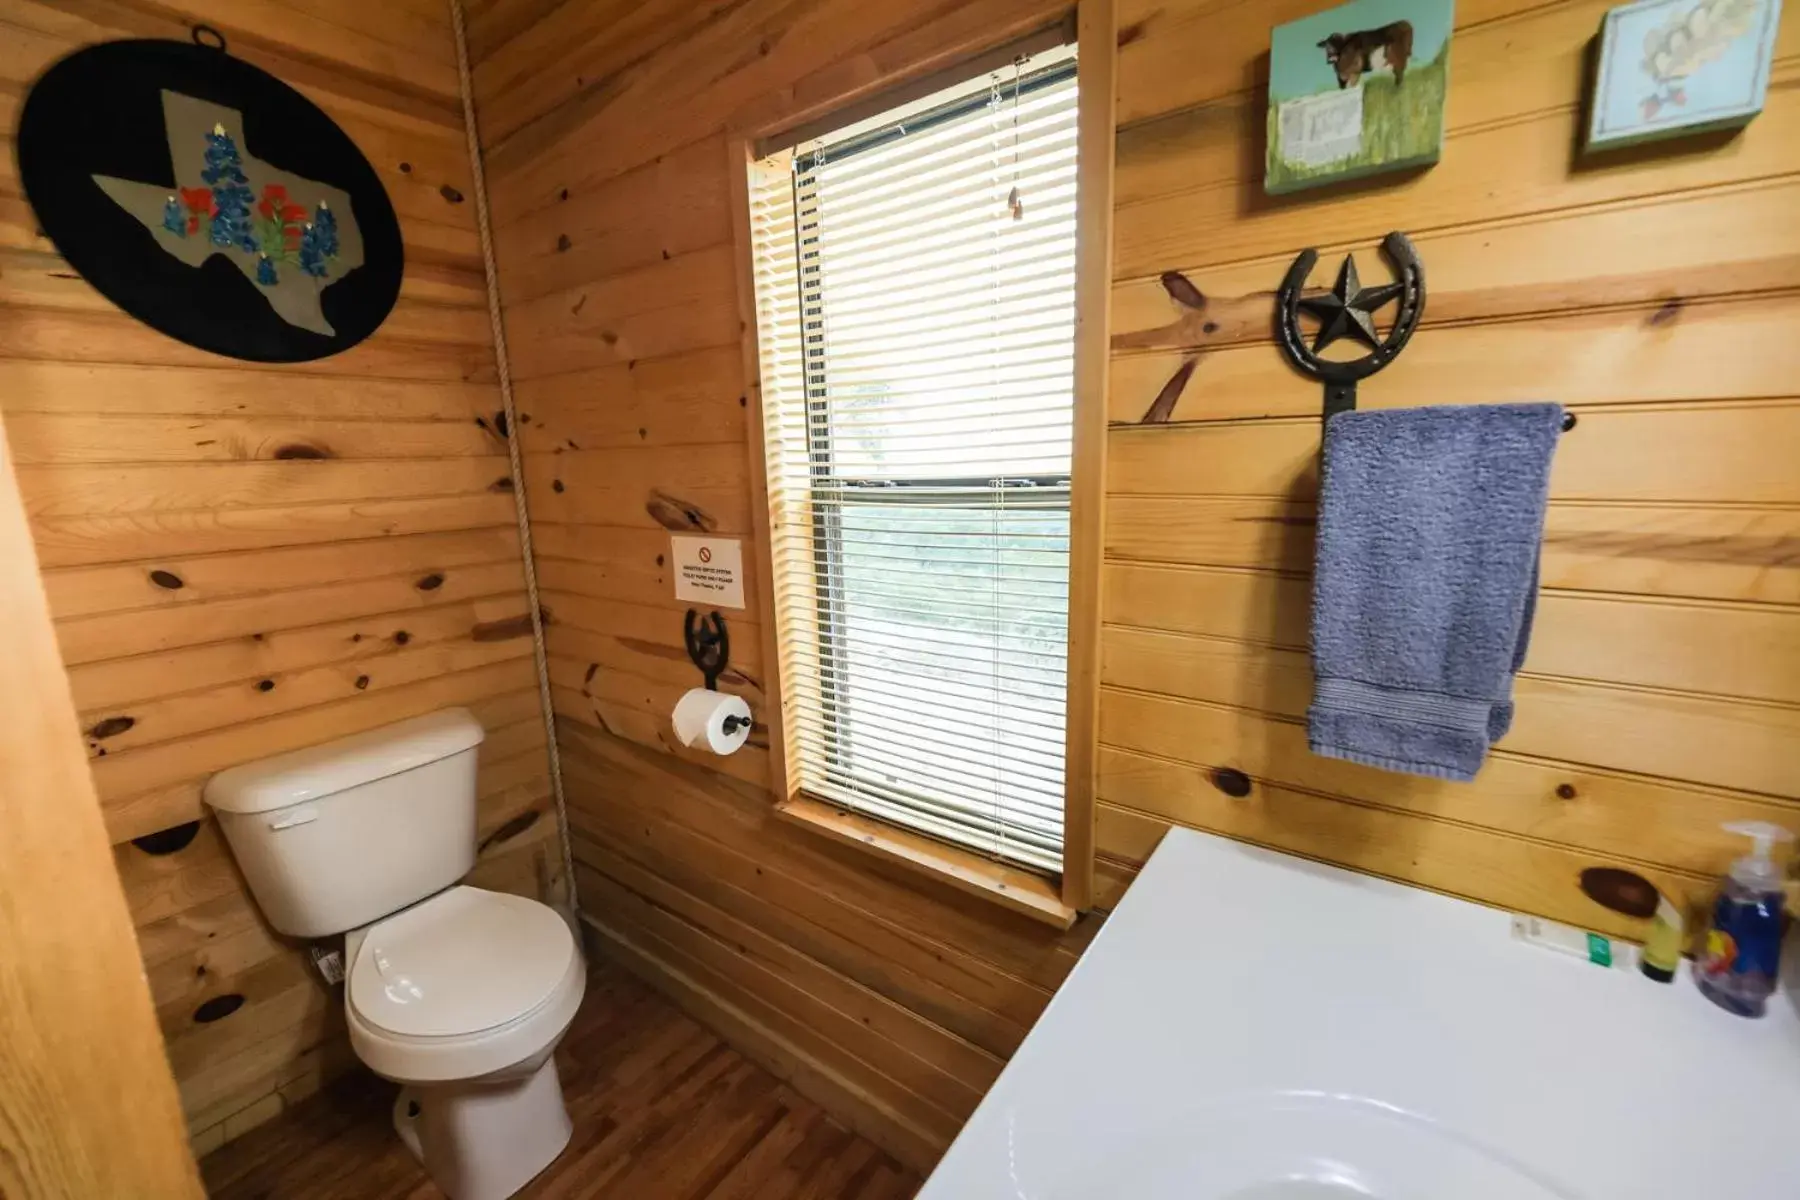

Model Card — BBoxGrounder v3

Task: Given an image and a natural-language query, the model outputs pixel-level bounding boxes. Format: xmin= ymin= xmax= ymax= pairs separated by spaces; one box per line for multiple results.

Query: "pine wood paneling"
xmin=473 ymin=4 xmax=743 ymax=151
xmin=1107 ymin=405 xmax=1800 ymax=504
xmin=546 ymin=596 xmax=767 ymax=691
xmin=66 ymin=595 xmax=526 ymax=711
xmin=521 ymin=443 xmax=753 ymax=531
xmin=1111 ymin=61 xmax=1800 ymax=281
xmin=28 ymin=493 xmax=522 ymax=569
xmin=1109 ymin=181 xmax=1800 ymax=356
xmin=1101 ymin=565 xmax=1800 ymax=798
xmin=79 ymin=637 xmax=534 ymax=761
xmin=2 ymin=0 xmax=561 ymax=1158
xmin=471 ymin=0 xmax=1800 ymax=1178
xmin=513 ymin=344 xmax=748 ymax=451
xmin=42 ymin=528 xmax=521 ymax=619
xmin=57 ymin=560 xmax=530 ymax=664
xmin=1105 ymin=495 xmax=1800 ymax=605
xmin=0 ymin=358 xmax=496 ymax=419
xmin=501 ymin=246 xmax=745 ymax=379
xmin=1101 ymin=561 xmax=1800 ymax=709
xmin=492 ymin=136 xmax=735 ymax=306
xmin=471 ymin=0 xmax=1099 ymax=1171
xmin=480 ymin=0 xmax=1066 ymax=223
xmin=5 ymin=415 xmax=499 ymax=464
xmin=1094 ymin=750 xmax=1713 ymax=939
xmin=560 ymin=723 xmax=1073 ymax=1016
xmin=0 ymin=305 xmax=496 ymax=380
xmin=1113 ymin=0 xmax=1562 ymax=127
xmin=99 ymin=680 xmax=545 ymax=842
xmin=1092 ymin=0 xmax=1800 ymax=958
xmin=0 ymin=418 xmax=203 ymax=1198
xmin=1097 ymin=671 xmax=1800 ymax=878
xmin=1111 ymin=292 xmax=1800 ymax=424
xmin=17 ymin=457 xmax=514 ymax=520
xmin=1116 ymin=120 xmax=1798 ymax=278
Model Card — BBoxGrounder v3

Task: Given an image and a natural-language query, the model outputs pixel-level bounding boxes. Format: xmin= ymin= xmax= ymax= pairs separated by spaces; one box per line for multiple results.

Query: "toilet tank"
xmin=203 ymin=708 xmax=485 ymax=938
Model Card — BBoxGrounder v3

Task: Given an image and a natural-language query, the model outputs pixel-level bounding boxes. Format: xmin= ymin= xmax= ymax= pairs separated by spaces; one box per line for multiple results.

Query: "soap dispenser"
xmin=1696 ymin=821 xmax=1795 ymax=1018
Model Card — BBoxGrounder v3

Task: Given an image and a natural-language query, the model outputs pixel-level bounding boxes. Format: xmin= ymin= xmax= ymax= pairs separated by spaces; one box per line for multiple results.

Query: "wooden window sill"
xmin=774 ymin=794 xmax=1077 ymax=931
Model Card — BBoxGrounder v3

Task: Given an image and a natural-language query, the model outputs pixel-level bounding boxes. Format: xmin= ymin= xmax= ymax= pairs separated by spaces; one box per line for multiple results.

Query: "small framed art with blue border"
xmin=1587 ymin=0 xmax=1783 ymax=153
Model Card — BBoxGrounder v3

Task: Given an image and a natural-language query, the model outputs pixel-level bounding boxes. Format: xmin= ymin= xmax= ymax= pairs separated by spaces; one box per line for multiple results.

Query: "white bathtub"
xmin=920 ymin=828 xmax=1800 ymax=1199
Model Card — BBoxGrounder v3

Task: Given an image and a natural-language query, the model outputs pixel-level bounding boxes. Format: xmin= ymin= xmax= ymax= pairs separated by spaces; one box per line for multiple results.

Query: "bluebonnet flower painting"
xmin=201 ymin=123 xmax=258 ymax=253
xmin=298 ymin=201 xmax=339 ymax=278
xmin=89 ymin=92 xmax=361 ymax=335
xmin=19 ymin=36 xmax=400 ymax=361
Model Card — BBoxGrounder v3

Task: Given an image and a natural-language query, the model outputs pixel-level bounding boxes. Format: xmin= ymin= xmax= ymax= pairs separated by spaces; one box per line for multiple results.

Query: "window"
xmin=748 ymin=44 xmax=1080 ymax=877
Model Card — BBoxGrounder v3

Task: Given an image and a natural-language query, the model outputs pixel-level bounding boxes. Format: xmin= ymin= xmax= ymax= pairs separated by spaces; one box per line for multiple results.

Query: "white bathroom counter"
xmin=920 ymin=827 xmax=1800 ymax=1199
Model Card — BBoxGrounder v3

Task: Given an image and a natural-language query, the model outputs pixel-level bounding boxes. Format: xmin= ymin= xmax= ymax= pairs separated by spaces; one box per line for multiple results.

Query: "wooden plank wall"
xmin=1 ymin=0 xmax=563 ymax=1156
xmin=0 ymin=417 xmax=202 ymax=1200
xmin=465 ymin=0 xmax=1102 ymax=1171
xmin=468 ymin=0 xmax=1800 ymax=1174
xmin=1096 ymin=0 xmax=1800 ymax=939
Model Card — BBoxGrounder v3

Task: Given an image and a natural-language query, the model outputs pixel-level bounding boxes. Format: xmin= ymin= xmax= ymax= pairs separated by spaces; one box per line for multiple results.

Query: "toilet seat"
xmin=346 ymin=886 xmax=585 ymax=1084
xmin=351 ymin=885 xmax=574 ymax=1037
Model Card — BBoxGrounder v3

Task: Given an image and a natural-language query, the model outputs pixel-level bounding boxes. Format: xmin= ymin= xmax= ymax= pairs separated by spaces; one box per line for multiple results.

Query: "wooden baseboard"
xmin=578 ymin=912 xmax=948 ymax=1174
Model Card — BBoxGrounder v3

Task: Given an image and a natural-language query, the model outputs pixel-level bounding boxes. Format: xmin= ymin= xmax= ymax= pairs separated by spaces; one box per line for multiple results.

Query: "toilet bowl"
xmin=203 ymin=709 xmax=586 ymax=1200
xmin=346 ymin=886 xmax=586 ymax=1200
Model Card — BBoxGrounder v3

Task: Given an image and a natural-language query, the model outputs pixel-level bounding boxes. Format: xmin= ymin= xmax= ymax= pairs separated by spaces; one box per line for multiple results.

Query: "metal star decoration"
xmin=1273 ymin=232 xmax=1426 ymax=420
xmin=1296 ymin=253 xmax=1405 ymax=353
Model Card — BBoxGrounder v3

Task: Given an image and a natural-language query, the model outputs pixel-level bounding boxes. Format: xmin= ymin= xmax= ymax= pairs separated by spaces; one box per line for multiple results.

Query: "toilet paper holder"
xmin=683 ymin=609 xmax=749 ymax=736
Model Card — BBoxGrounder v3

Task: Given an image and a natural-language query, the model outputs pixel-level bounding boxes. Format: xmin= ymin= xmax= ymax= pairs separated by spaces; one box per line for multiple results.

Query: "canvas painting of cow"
xmin=1266 ymin=0 xmax=1454 ymax=194
xmin=1318 ymin=20 xmax=1415 ymax=88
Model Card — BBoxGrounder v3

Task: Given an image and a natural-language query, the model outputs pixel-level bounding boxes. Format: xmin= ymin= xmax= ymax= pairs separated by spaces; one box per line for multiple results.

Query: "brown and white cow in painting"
xmin=1317 ymin=20 xmax=1414 ymax=88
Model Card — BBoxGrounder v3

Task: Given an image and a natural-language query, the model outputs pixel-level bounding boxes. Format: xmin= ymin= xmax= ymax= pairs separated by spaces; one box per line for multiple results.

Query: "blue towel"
xmin=1308 ymin=403 xmax=1564 ymax=781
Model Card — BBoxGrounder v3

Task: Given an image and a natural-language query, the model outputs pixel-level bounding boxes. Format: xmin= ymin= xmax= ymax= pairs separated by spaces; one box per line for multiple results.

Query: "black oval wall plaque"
xmin=17 ymin=39 xmax=403 ymax=362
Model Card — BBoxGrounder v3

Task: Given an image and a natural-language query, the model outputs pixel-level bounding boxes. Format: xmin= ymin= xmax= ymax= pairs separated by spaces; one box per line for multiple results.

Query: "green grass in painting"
xmin=1266 ymin=56 xmax=1447 ymax=193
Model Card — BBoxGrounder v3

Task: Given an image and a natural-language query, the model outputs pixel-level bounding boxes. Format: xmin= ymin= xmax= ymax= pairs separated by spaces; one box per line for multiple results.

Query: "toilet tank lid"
xmin=203 ymin=708 xmax=486 ymax=815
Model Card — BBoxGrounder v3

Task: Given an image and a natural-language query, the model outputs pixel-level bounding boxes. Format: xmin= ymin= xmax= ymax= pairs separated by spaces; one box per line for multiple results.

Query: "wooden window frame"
xmin=727 ymin=0 xmax=1114 ymax=930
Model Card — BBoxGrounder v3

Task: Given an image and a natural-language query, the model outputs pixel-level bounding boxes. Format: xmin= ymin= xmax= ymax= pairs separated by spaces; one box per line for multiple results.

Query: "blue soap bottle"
xmin=1696 ymin=822 xmax=1794 ymax=1018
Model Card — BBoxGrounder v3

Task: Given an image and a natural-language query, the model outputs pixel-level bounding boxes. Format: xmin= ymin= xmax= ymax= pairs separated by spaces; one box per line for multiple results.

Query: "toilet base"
xmin=393 ymin=1055 xmax=574 ymax=1200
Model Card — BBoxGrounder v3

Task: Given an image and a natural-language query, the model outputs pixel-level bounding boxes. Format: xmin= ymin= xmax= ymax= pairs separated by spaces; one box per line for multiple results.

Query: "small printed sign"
xmin=671 ymin=535 xmax=745 ymax=610
xmin=1277 ymin=89 xmax=1365 ymax=168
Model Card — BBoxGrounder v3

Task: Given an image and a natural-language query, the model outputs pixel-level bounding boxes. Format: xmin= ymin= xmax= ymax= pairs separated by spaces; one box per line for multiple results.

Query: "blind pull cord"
xmin=448 ymin=0 xmax=579 ymax=922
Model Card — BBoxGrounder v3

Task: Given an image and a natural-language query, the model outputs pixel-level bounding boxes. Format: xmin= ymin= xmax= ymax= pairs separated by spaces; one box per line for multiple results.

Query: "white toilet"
xmin=204 ymin=708 xmax=585 ymax=1200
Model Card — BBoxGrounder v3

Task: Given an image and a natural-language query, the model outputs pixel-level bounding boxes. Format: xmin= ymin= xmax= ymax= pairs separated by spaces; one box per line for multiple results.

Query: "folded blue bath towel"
xmin=1308 ymin=403 xmax=1564 ymax=781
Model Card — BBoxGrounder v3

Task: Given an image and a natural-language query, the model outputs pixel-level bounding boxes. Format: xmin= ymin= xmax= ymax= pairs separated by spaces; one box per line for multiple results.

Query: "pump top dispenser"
xmin=1697 ymin=822 xmax=1795 ymax=1018
xmin=1723 ymin=823 xmax=1792 ymax=890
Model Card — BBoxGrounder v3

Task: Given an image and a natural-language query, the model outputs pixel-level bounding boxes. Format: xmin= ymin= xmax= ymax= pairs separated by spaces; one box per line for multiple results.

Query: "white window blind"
xmin=749 ymin=48 xmax=1078 ymax=874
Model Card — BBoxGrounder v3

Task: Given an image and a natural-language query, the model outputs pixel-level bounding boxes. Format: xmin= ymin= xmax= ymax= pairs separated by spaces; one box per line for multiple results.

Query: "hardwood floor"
xmin=200 ymin=956 xmax=922 ymax=1199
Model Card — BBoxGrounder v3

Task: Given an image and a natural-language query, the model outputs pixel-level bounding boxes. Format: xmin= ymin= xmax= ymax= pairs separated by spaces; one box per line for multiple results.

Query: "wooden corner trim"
xmin=774 ymin=794 xmax=1077 ymax=931
xmin=1059 ymin=0 xmax=1119 ymax=915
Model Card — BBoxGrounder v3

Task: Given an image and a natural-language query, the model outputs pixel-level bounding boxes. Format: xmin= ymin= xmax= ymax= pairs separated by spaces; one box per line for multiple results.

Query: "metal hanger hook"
xmin=1276 ymin=231 xmax=1426 ymax=421
xmin=684 ymin=609 xmax=730 ymax=691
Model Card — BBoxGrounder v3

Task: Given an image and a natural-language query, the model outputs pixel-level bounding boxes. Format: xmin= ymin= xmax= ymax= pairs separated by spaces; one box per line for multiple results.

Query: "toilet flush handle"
xmin=267 ymin=805 xmax=318 ymax=831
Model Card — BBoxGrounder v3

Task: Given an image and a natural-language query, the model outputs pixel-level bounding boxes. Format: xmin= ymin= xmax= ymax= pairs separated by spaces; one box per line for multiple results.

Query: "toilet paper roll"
xmin=671 ymin=688 xmax=753 ymax=755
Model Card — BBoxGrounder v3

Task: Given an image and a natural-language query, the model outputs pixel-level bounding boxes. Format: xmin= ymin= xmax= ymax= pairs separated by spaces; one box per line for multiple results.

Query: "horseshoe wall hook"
xmin=1276 ymin=230 xmax=1426 ymax=421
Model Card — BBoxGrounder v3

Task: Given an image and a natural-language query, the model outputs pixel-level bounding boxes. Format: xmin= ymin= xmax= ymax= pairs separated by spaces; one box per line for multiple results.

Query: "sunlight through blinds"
xmin=749 ymin=47 xmax=1078 ymax=874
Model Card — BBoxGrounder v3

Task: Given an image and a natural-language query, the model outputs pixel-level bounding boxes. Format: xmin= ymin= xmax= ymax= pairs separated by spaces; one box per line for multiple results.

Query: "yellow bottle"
xmin=1639 ymin=892 xmax=1685 ymax=984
